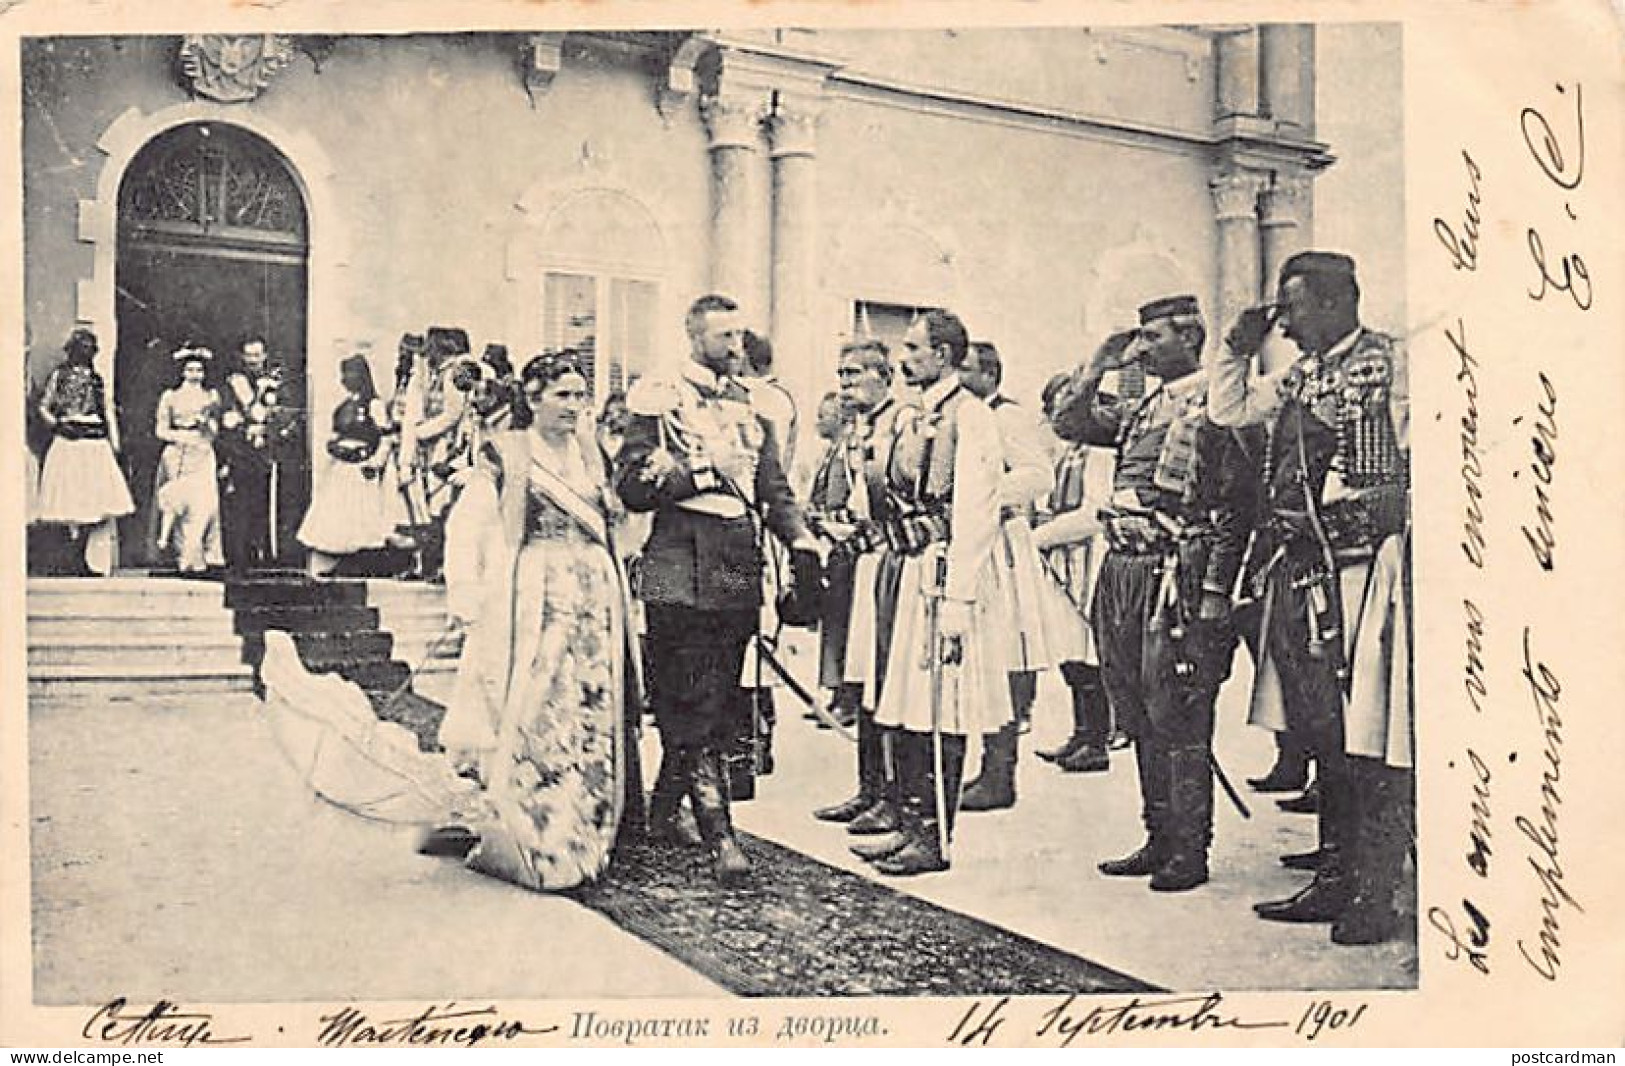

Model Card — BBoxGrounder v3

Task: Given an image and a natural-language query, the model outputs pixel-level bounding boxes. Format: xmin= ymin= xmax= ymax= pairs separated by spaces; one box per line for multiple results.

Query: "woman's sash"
xmin=525 ymin=449 xmax=610 ymax=548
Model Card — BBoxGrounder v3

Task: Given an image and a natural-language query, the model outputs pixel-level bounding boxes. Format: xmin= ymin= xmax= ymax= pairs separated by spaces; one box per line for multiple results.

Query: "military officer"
xmin=863 ymin=309 xmax=1007 ymax=876
xmin=1050 ymin=295 xmax=1254 ymax=893
xmin=1211 ymin=251 xmax=1412 ymax=943
xmin=219 ymin=337 xmax=301 ymax=571
xmin=615 ymin=293 xmax=814 ymax=884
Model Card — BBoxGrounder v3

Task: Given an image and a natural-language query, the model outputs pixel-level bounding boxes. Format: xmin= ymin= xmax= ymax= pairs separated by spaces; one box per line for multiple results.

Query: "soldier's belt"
xmin=879 ymin=506 xmax=951 ymax=557
xmin=1101 ymin=509 xmax=1198 ymax=556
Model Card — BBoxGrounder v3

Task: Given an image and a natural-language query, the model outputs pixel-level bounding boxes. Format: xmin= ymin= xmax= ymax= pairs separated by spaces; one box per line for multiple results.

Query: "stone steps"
xmin=26 ymin=575 xmax=459 ymax=699
xmin=27 ymin=577 xmax=254 ymax=697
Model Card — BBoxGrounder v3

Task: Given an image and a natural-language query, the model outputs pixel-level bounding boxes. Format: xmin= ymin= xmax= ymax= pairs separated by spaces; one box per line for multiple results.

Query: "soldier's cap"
xmin=398 ymin=332 xmax=426 ymax=353
xmin=1137 ymin=295 xmax=1201 ymax=325
xmin=1279 ymin=251 xmax=1357 ymax=284
xmin=426 ymin=326 xmax=471 ymax=355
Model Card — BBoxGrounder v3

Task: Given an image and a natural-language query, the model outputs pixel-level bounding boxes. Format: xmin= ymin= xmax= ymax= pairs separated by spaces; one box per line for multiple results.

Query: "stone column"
xmin=765 ymin=93 xmax=821 ymax=429
xmin=1260 ymin=170 xmax=1314 ymax=287
xmin=1214 ymin=27 xmax=1260 ymax=119
xmin=1259 ymin=24 xmax=1315 ymax=135
xmin=1209 ymin=169 xmax=1266 ymax=337
xmin=700 ymin=85 xmax=770 ymax=308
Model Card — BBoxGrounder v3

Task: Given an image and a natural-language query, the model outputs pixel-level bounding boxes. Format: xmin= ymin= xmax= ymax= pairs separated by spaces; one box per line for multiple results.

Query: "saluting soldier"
xmin=862 ymin=309 xmax=1006 ymax=877
xmin=1212 ymin=251 xmax=1412 ymax=943
xmin=1050 ymin=295 xmax=1255 ymax=893
xmin=615 ymin=293 xmax=814 ymax=884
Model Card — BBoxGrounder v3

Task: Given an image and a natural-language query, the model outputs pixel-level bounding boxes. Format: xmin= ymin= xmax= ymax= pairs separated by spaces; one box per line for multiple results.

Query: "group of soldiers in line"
xmin=510 ymin=250 xmax=1409 ymax=949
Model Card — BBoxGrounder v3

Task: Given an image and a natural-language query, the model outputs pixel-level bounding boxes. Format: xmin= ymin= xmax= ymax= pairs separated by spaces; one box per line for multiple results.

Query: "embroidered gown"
xmin=261 ymin=431 xmax=634 ymax=892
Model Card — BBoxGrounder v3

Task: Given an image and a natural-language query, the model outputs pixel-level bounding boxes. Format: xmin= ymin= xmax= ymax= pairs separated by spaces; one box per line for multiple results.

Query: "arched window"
xmin=536 ymin=189 xmax=665 ymax=398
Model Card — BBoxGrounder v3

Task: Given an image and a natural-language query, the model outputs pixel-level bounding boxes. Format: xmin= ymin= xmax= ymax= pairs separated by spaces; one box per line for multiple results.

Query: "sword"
xmin=921 ymin=550 xmax=952 ymax=863
xmin=752 ymin=633 xmax=857 ymax=742
xmin=1211 ymin=751 xmax=1252 ymax=820
xmin=1041 ymin=552 xmax=1252 ymax=820
xmin=269 ymin=457 xmax=280 ymax=562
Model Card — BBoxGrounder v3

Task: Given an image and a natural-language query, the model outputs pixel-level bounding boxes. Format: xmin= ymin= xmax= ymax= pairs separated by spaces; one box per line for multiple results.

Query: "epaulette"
xmin=627 ymin=376 xmax=683 ymax=416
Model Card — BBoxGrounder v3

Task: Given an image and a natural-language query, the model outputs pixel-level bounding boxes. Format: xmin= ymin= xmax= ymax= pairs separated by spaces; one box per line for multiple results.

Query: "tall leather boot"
xmin=1057 ymin=664 xmax=1110 ymax=772
xmin=689 ymin=747 xmax=750 ymax=884
xmin=647 ymin=746 xmax=701 ymax=847
xmin=815 ymin=706 xmax=883 ymax=822
xmin=1040 ymin=661 xmax=1095 ymax=762
xmin=1333 ymin=762 xmax=1414 ymax=944
xmin=851 ymin=730 xmax=916 ymax=862
xmin=1151 ymin=746 xmax=1214 ymax=892
xmin=847 ymin=724 xmax=903 ymax=835
xmin=1099 ymin=738 xmax=1169 ymax=876
xmin=1256 ymin=750 xmax=1354 ymax=923
xmin=960 ymin=724 xmax=1017 ymax=812
xmin=1249 ymin=730 xmax=1311 ymax=793
xmin=875 ymin=731 xmax=960 ymax=876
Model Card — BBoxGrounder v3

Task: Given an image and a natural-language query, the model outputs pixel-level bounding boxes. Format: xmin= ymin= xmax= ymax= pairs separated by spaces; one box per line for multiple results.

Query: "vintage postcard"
xmin=1 ymin=0 xmax=1621 ymax=1050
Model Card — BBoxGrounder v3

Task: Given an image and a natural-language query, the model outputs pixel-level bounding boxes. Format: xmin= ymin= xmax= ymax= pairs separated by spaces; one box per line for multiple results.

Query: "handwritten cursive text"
xmin=83 ymin=999 xmax=252 ymax=1048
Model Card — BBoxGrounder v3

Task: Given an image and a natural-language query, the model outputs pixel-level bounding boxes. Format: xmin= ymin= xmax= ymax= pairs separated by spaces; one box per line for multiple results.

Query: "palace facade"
xmin=21 ymin=25 xmax=1401 ymax=569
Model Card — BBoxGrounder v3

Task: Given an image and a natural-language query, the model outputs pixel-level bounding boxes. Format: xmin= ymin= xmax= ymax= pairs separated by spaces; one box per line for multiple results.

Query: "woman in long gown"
xmin=152 ymin=348 xmax=225 ymax=575
xmin=459 ymin=350 xmax=635 ymax=888
xmin=297 ymin=354 xmax=398 ymax=576
xmin=261 ymin=350 xmax=639 ymax=892
xmin=35 ymin=328 xmax=135 ymax=575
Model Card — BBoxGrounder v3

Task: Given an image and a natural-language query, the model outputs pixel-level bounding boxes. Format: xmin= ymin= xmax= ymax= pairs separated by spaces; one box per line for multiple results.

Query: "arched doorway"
xmin=114 ymin=122 xmax=310 ymax=570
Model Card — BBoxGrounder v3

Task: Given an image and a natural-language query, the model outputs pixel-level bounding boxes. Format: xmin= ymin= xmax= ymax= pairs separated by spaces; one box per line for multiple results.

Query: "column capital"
xmin=766 ymin=94 xmax=822 ymax=159
xmin=1260 ymin=171 xmax=1313 ymax=229
xmin=701 ymin=85 xmax=771 ymax=151
xmin=1209 ymin=168 xmax=1266 ymax=223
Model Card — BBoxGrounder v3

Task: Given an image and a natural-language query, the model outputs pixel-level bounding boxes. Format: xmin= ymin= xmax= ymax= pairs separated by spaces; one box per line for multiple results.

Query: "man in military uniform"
xmin=219 ymin=337 xmax=300 ymax=572
xmin=1050 ymin=295 xmax=1254 ymax=893
xmin=615 ymin=294 xmax=814 ymax=884
xmin=1211 ymin=251 xmax=1412 ymax=943
xmin=810 ymin=339 xmax=909 ymax=827
xmin=862 ymin=309 xmax=1007 ymax=876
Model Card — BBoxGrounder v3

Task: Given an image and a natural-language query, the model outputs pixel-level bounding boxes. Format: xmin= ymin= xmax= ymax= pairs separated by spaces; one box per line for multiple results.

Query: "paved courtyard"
xmin=28 ymin=652 xmax=1415 ymax=1004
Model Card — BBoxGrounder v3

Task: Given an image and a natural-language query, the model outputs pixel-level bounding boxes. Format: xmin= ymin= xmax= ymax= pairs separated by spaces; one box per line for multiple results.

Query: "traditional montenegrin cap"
xmin=1279 ymin=250 xmax=1357 ymax=285
xmin=399 ymin=332 xmax=427 ymax=353
xmin=1138 ymin=294 xmax=1202 ymax=326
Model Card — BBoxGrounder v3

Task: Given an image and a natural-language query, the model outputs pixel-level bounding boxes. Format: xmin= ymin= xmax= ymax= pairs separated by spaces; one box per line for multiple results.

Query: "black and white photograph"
xmin=4 ymin=1 xmax=1622 ymax=1050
